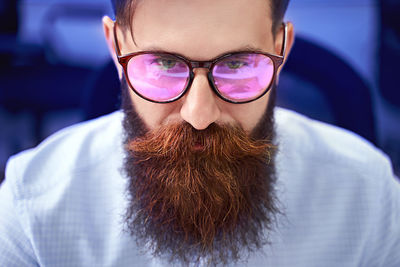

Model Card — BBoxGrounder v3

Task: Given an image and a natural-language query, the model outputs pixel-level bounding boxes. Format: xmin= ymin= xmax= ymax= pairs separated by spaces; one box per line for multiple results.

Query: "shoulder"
xmin=4 ymin=111 xmax=124 ymax=199
xmin=274 ymin=107 xmax=395 ymax=218
xmin=1 ymin=111 xmax=146 ymax=266
xmin=274 ymin=107 xmax=391 ymax=174
xmin=274 ymin=108 xmax=400 ymax=266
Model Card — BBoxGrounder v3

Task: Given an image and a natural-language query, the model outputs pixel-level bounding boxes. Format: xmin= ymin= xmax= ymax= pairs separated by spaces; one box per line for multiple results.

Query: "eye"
xmin=225 ymin=60 xmax=247 ymax=69
xmin=154 ymin=58 xmax=177 ymax=70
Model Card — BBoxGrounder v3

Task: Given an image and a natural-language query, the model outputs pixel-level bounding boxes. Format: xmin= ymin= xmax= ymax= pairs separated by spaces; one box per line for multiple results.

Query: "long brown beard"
xmin=122 ymin=78 xmax=280 ymax=265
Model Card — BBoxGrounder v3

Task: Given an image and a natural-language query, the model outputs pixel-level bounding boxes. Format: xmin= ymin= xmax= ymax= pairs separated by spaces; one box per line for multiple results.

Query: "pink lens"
xmin=212 ymin=53 xmax=274 ymax=101
xmin=127 ymin=54 xmax=190 ymax=101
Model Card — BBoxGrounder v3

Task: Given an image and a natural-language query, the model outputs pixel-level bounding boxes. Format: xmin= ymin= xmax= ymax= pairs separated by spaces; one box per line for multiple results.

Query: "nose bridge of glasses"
xmin=190 ymin=61 xmax=213 ymax=70
xmin=188 ymin=61 xmax=215 ymax=99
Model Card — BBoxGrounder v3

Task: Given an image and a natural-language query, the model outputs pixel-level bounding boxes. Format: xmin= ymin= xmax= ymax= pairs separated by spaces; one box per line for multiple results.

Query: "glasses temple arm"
xmin=280 ymin=22 xmax=288 ymax=58
xmin=113 ymin=22 xmax=122 ymax=57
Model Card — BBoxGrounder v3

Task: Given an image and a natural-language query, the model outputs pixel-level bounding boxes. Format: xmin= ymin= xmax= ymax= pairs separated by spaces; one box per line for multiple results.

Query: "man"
xmin=0 ymin=0 xmax=399 ymax=266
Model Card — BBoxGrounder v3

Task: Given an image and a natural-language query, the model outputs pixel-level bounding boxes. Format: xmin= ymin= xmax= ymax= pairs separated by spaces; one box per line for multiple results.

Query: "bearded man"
xmin=0 ymin=0 xmax=399 ymax=266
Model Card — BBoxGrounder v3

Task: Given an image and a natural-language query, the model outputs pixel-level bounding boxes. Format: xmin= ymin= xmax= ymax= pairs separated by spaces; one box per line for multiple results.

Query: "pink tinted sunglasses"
xmin=114 ymin=23 xmax=287 ymax=104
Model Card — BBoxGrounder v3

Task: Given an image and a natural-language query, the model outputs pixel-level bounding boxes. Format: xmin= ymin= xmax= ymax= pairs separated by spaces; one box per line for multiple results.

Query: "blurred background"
xmin=0 ymin=0 xmax=399 ymax=183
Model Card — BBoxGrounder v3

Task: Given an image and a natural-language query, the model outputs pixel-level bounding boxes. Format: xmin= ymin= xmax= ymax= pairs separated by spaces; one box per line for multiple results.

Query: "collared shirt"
xmin=1 ymin=108 xmax=399 ymax=266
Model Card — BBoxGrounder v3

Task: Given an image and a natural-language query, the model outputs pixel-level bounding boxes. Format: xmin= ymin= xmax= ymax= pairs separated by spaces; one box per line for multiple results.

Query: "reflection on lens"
xmin=127 ymin=54 xmax=190 ymax=101
xmin=212 ymin=53 xmax=274 ymax=101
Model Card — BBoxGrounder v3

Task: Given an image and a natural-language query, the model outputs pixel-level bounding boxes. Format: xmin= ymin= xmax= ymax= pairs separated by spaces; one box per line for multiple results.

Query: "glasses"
xmin=114 ymin=23 xmax=287 ymax=104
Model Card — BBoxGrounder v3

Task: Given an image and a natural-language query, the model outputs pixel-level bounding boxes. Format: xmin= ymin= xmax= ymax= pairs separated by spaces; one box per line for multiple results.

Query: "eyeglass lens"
xmin=126 ymin=53 xmax=275 ymax=102
xmin=212 ymin=53 xmax=274 ymax=101
xmin=127 ymin=54 xmax=190 ymax=102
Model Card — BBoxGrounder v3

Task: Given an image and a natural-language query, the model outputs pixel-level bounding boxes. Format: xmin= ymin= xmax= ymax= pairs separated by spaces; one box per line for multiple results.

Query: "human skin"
xmin=103 ymin=0 xmax=294 ymax=132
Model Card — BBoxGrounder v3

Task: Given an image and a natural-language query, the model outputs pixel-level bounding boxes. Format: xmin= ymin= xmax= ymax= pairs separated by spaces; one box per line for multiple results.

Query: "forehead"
xmin=130 ymin=0 xmax=273 ymax=60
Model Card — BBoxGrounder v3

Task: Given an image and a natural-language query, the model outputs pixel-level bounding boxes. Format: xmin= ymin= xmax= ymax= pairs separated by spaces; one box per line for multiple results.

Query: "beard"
xmin=121 ymin=77 xmax=280 ymax=266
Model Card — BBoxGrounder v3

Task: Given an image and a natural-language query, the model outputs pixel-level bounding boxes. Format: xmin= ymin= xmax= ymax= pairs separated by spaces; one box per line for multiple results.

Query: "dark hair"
xmin=270 ymin=0 xmax=291 ymax=34
xmin=111 ymin=0 xmax=290 ymax=34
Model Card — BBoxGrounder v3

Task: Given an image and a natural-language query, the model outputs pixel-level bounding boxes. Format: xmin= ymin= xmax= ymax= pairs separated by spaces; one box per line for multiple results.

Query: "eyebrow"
xmin=138 ymin=44 xmax=266 ymax=60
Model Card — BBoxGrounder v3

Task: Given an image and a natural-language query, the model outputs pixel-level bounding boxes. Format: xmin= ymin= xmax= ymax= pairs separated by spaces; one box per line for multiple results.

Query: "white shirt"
xmin=1 ymin=108 xmax=399 ymax=266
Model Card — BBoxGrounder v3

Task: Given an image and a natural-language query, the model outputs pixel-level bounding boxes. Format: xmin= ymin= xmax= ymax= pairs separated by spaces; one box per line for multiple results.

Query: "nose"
xmin=180 ymin=69 xmax=221 ymax=130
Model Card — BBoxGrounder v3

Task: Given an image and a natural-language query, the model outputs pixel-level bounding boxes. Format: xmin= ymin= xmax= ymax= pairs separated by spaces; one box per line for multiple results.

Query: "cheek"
xmin=129 ymin=90 xmax=180 ymax=129
xmin=226 ymin=95 xmax=269 ymax=132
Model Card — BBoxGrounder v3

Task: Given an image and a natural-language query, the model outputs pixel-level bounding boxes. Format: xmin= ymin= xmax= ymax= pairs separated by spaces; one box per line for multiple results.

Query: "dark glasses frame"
xmin=113 ymin=22 xmax=287 ymax=104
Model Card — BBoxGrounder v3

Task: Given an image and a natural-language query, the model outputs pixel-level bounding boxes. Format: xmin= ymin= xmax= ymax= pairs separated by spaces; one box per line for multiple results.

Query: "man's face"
xmin=111 ymin=0 xmax=288 ymax=133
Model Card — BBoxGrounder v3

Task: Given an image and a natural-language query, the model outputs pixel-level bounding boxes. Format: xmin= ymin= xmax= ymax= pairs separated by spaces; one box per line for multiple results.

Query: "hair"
xmin=111 ymin=0 xmax=290 ymax=34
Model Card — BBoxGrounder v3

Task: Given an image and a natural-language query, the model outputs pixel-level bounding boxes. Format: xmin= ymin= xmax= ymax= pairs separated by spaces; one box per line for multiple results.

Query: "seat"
xmin=378 ymin=0 xmax=400 ymax=107
xmin=277 ymin=36 xmax=377 ymax=145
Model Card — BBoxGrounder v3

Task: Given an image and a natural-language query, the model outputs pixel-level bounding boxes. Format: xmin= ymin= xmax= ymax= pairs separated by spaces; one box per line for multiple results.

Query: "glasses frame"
xmin=113 ymin=22 xmax=287 ymax=104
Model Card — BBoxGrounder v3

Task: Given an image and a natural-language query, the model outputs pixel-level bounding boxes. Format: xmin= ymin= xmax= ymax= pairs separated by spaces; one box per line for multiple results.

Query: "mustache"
xmin=128 ymin=121 xmax=275 ymax=160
